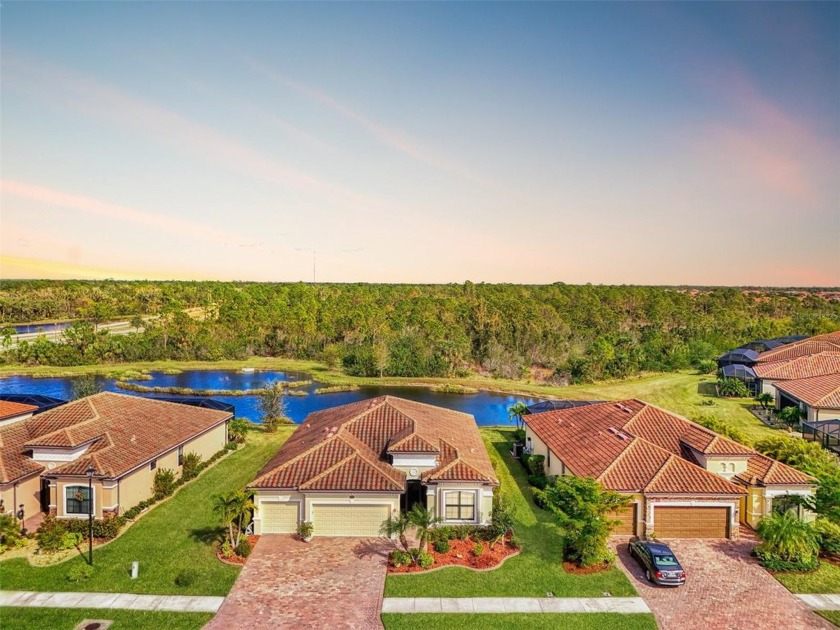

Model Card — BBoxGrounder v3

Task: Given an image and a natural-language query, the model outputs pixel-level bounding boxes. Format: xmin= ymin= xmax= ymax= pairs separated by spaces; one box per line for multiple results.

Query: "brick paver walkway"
xmin=206 ymin=535 xmax=390 ymax=630
xmin=614 ymin=539 xmax=833 ymax=630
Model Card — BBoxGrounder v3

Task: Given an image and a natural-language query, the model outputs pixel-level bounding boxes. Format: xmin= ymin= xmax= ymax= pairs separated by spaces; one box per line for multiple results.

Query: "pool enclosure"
xmin=720 ymin=364 xmax=758 ymax=395
xmin=802 ymin=419 xmax=840 ymax=455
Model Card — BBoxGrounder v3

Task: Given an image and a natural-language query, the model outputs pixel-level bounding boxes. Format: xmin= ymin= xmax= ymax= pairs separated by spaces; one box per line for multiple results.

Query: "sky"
xmin=1 ymin=2 xmax=838 ymax=286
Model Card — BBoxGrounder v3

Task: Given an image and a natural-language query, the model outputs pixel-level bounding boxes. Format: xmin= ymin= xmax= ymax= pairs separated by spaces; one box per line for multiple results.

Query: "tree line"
xmin=1 ymin=280 xmax=839 ymax=382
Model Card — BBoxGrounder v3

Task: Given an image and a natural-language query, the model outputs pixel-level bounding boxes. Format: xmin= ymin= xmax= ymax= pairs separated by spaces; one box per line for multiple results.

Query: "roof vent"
xmin=607 ymin=427 xmax=630 ymax=441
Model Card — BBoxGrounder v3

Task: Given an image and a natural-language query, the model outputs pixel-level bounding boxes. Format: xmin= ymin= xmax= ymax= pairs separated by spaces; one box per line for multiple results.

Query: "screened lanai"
xmin=721 ymin=364 xmax=758 ymax=395
xmin=802 ymin=419 xmax=840 ymax=455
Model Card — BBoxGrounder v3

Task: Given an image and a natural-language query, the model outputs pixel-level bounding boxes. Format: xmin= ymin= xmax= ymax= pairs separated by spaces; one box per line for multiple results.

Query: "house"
xmin=755 ymin=331 xmax=840 ymax=364
xmin=250 ymin=396 xmax=498 ymax=537
xmin=753 ymin=352 xmax=840 ymax=396
xmin=773 ymin=373 xmax=840 ymax=423
xmin=524 ymin=399 xmax=814 ymax=539
xmin=0 ymin=392 xmax=231 ymax=523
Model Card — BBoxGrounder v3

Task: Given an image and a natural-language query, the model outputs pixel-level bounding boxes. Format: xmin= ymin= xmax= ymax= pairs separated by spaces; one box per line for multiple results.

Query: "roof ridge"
xmin=24 ymin=399 xmax=102 ymax=446
xmin=427 ymin=439 xmax=462 ymax=478
xmin=336 ymin=431 xmax=405 ymax=486
xmin=643 ymin=455 xmax=676 ymax=492
xmin=596 ymin=438 xmax=639 ymax=484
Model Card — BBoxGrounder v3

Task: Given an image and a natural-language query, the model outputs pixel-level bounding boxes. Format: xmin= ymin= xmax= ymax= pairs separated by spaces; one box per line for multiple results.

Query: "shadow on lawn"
xmin=189 ymin=526 xmax=226 ymax=545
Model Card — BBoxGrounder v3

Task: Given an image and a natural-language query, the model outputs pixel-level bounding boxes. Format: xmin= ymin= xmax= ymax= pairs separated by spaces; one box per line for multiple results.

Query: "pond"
xmin=0 ymin=370 xmax=538 ymax=426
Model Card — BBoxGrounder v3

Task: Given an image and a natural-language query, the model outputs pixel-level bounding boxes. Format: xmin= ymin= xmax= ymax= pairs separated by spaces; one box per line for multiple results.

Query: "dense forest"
xmin=1 ymin=281 xmax=839 ymax=383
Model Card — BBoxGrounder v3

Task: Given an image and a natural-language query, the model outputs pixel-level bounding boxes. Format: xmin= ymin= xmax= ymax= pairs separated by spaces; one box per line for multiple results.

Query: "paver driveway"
xmin=614 ymin=539 xmax=833 ymax=630
xmin=206 ymin=535 xmax=390 ymax=630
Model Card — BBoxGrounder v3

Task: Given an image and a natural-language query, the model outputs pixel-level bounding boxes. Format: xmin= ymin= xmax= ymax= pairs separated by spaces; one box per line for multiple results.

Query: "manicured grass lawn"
xmin=381 ymin=613 xmax=657 ymax=630
xmin=1 ymin=607 xmax=213 ymax=630
xmin=773 ymin=562 xmax=840 ymax=594
xmin=385 ymin=428 xmax=637 ymax=598
xmin=818 ymin=611 xmax=840 ymax=628
xmin=0 ymin=428 xmax=293 ymax=595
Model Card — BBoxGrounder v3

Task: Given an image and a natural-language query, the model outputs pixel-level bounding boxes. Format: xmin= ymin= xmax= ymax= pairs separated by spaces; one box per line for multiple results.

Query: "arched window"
xmin=720 ymin=462 xmax=727 ymax=472
xmin=65 ymin=485 xmax=92 ymax=515
xmin=729 ymin=463 xmax=736 ymax=473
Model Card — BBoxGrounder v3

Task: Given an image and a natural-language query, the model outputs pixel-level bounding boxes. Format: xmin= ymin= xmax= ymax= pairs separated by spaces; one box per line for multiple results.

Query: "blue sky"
xmin=2 ymin=2 xmax=838 ymax=284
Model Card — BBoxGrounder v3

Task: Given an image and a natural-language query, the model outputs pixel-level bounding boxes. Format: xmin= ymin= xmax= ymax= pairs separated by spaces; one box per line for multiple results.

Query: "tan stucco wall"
xmin=0 ymin=474 xmax=42 ymax=520
xmin=698 ymin=455 xmax=749 ymax=480
xmin=524 ymin=425 xmax=567 ymax=477
xmin=809 ymin=407 xmax=840 ymax=423
xmin=182 ymin=424 xmax=227 ymax=461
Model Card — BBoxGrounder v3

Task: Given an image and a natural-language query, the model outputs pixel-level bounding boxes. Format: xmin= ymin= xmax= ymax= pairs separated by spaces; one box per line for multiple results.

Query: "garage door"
xmin=311 ymin=504 xmax=390 ymax=537
xmin=654 ymin=506 xmax=729 ymax=538
xmin=607 ymin=503 xmax=637 ymax=535
xmin=260 ymin=502 xmax=300 ymax=533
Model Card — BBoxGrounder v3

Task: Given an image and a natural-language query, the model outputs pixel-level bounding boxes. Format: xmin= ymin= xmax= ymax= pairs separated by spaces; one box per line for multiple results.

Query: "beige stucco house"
xmin=524 ymin=399 xmax=814 ymax=539
xmin=250 ymin=396 xmax=498 ymax=537
xmin=753 ymin=352 xmax=840 ymax=396
xmin=0 ymin=393 xmax=231 ymax=523
xmin=773 ymin=374 xmax=840 ymax=423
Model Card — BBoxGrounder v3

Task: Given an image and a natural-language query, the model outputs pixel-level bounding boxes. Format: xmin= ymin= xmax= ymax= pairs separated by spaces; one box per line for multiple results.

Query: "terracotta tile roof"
xmin=19 ymin=393 xmax=230 ymax=479
xmin=735 ymin=453 xmax=815 ymax=486
xmin=0 ymin=401 xmax=37 ymax=422
xmin=756 ymin=331 xmax=840 ymax=364
xmin=0 ymin=422 xmax=46 ymax=484
xmin=525 ymin=399 xmax=810 ymax=492
xmin=754 ymin=352 xmax=840 ymax=381
xmin=773 ymin=374 xmax=840 ymax=409
xmin=251 ymin=396 xmax=497 ymax=491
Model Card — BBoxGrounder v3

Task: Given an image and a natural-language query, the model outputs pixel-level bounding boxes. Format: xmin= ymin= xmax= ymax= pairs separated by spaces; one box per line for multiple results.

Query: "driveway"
xmin=614 ymin=539 xmax=833 ymax=630
xmin=206 ymin=535 xmax=390 ymax=630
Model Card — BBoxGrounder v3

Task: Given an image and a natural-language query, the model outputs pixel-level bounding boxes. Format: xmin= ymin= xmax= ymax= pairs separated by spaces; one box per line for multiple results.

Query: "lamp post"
xmin=85 ymin=466 xmax=95 ymax=565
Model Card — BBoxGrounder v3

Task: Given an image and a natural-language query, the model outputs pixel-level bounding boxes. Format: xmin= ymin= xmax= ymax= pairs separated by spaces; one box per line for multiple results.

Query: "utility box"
xmin=130 ymin=561 xmax=139 ymax=579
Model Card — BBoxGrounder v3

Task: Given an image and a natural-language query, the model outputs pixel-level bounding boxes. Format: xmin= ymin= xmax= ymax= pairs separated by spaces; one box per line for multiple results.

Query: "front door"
xmin=40 ymin=479 xmax=50 ymax=513
xmin=401 ymin=480 xmax=425 ymax=512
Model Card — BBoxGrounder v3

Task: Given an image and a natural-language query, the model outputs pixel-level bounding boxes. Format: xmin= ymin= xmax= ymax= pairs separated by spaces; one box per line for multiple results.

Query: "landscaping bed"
xmin=389 ymin=535 xmax=519 ymax=573
xmin=217 ymin=535 xmax=259 ymax=565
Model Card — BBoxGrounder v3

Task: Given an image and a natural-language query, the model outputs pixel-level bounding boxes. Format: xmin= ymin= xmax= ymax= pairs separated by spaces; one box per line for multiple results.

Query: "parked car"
xmin=628 ymin=539 xmax=686 ymax=586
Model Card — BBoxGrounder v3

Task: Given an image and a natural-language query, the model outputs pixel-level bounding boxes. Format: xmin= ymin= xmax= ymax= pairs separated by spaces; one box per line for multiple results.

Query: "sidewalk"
xmin=798 ymin=594 xmax=840 ymax=611
xmin=0 ymin=591 xmax=224 ymax=613
xmin=381 ymin=597 xmax=651 ymax=614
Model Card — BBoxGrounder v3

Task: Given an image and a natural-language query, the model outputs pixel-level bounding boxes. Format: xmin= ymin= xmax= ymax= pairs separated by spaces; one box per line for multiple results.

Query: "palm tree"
xmin=408 ymin=504 xmax=442 ymax=553
xmin=777 ymin=406 xmax=803 ymax=428
xmin=379 ymin=511 xmax=411 ymax=552
xmin=212 ymin=490 xmax=255 ymax=548
xmin=228 ymin=418 xmax=251 ymax=444
xmin=756 ymin=510 xmax=819 ymax=568
xmin=756 ymin=393 xmax=774 ymax=411
xmin=508 ymin=401 xmax=529 ymax=431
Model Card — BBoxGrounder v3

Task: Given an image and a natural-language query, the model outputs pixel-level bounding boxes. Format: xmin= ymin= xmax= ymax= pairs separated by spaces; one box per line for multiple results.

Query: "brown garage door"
xmin=655 ymin=506 xmax=729 ymax=538
xmin=607 ymin=503 xmax=637 ymax=535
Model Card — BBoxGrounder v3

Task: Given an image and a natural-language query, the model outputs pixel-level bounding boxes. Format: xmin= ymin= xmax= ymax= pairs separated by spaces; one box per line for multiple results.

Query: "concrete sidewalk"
xmin=798 ymin=594 xmax=840 ymax=611
xmin=381 ymin=597 xmax=651 ymax=614
xmin=0 ymin=591 xmax=224 ymax=613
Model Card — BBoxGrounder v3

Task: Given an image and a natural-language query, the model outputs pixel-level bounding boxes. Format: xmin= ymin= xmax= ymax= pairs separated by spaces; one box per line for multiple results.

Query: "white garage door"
xmin=311 ymin=504 xmax=390 ymax=537
xmin=260 ymin=502 xmax=300 ymax=533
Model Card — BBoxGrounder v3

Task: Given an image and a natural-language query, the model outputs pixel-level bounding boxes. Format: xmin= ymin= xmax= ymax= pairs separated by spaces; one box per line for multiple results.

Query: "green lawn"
xmin=818 ymin=611 xmax=840 ymax=628
xmin=381 ymin=613 xmax=657 ymax=630
xmin=773 ymin=562 xmax=840 ymax=594
xmin=385 ymin=428 xmax=637 ymax=598
xmin=0 ymin=428 xmax=293 ymax=595
xmin=0 ymin=607 xmax=213 ymax=630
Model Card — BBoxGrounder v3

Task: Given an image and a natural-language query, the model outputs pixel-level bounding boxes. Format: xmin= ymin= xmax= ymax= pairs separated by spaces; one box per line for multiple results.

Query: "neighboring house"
xmin=773 ymin=374 xmax=840 ymax=423
xmin=524 ymin=399 xmax=814 ymax=539
xmin=0 ymin=400 xmax=41 ymax=518
xmin=755 ymin=331 xmax=840 ymax=364
xmin=754 ymin=351 xmax=840 ymax=395
xmin=0 ymin=392 xmax=231 ymax=522
xmin=250 ymin=396 xmax=498 ymax=537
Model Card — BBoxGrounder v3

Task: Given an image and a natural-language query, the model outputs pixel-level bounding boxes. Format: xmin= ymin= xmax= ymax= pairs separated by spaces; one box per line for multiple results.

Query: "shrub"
xmin=0 ymin=513 xmax=22 ymax=548
xmin=297 ymin=521 xmax=314 ymax=539
xmin=528 ymin=475 xmax=548 ymax=490
xmin=717 ymin=378 xmax=750 ymax=398
xmin=815 ymin=518 xmax=840 ymax=556
xmin=433 ymin=538 xmax=450 ymax=553
xmin=696 ymin=359 xmax=717 ymax=374
xmin=755 ymin=510 xmax=820 ymax=572
xmin=433 ymin=525 xmax=455 ymax=541
xmin=174 ymin=569 xmax=198 ymax=587
xmin=488 ymin=494 xmax=515 ymax=542
xmin=508 ymin=534 xmax=521 ymax=549
xmin=123 ymin=506 xmax=141 ymax=520
xmin=224 ymin=441 xmax=239 ymax=452
xmin=66 ymin=563 xmax=95 ymax=583
xmin=235 ymin=538 xmax=252 ymax=558
xmin=527 ymin=454 xmax=545 ymax=477
xmin=452 ymin=524 xmax=476 ymax=540
xmin=755 ymin=547 xmax=819 ymax=572
xmin=58 ymin=516 xmax=125 ymax=539
xmin=153 ymin=468 xmax=177 ymax=497
xmin=220 ymin=540 xmax=234 ymax=558
xmin=36 ymin=517 xmax=79 ymax=552
xmin=390 ymin=550 xmax=412 ymax=567
xmin=181 ymin=452 xmax=203 ymax=481
xmin=512 ymin=429 xmax=526 ymax=444
xmin=418 ymin=550 xmax=435 ymax=568
xmin=472 ymin=542 xmax=484 ymax=557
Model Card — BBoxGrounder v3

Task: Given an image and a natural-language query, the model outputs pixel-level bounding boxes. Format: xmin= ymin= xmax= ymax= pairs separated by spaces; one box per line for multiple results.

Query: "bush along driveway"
xmin=0 ymin=428 xmax=295 ymax=596
xmin=385 ymin=428 xmax=638 ymax=598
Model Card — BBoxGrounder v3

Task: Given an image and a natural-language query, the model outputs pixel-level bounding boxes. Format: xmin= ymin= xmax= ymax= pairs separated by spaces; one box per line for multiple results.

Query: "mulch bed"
xmin=216 ymin=535 xmax=260 ymax=565
xmin=388 ymin=535 xmax=518 ymax=573
xmin=563 ymin=560 xmax=612 ymax=575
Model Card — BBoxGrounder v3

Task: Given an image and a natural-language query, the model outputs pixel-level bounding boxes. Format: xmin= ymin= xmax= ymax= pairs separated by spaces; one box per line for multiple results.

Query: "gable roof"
xmin=251 ymin=396 xmax=497 ymax=492
xmin=0 ymin=393 xmax=231 ymax=481
xmin=756 ymin=331 xmax=840 ymax=364
xmin=773 ymin=374 xmax=840 ymax=409
xmin=0 ymin=401 xmax=37 ymax=422
xmin=753 ymin=352 xmax=840 ymax=381
xmin=525 ymin=399 xmax=811 ymax=493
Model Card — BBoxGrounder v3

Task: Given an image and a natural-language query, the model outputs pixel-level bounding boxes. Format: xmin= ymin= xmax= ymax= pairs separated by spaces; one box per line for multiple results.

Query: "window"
xmin=150 ymin=459 xmax=157 ymax=471
xmin=444 ymin=491 xmax=475 ymax=521
xmin=773 ymin=495 xmax=801 ymax=516
xmin=65 ymin=485 xmax=92 ymax=515
xmin=177 ymin=446 xmax=184 ymax=466
xmin=720 ymin=462 xmax=727 ymax=472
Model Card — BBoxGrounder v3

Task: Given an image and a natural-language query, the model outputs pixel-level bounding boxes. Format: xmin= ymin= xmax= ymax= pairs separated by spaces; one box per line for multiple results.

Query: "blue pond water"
xmin=13 ymin=322 xmax=73 ymax=334
xmin=0 ymin=370 xmax=537 ymax=426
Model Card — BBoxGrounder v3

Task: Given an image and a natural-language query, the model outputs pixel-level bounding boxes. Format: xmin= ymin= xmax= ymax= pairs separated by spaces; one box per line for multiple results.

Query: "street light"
xmin=85 ymin=465 xmax=95 ymax=565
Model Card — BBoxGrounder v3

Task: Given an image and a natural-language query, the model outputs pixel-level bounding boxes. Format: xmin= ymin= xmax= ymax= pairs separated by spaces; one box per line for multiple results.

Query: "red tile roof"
xmin=756 ymin=331 xmax=840 ymax=363
xmin=753 ymin=352 xmax=840 ymax=381
xmin=10 ymin=393 xmax=230 ymax=479
xmin=525 ymin=399 xmax=811 ymax=493
xmin=773 ymin=374 xmax=840 ymax=409
xmin=0 ymin=401 xmax=37 ymax=422
xmin=251 ymin=396 xmax=497 ymax=491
